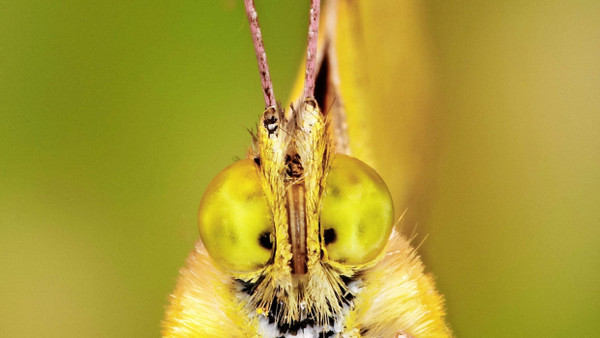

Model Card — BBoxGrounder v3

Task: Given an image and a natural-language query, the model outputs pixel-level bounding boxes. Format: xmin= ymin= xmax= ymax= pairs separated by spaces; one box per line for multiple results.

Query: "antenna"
xmin=244 ymin=0 xmax=276 ymax=108
xmin=303 ymin=0 xmax=321 ymax=100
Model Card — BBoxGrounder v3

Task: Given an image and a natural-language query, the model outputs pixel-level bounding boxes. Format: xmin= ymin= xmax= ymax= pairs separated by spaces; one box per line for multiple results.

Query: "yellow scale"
xmin=163 ymin=1 xmax=451 ymax=337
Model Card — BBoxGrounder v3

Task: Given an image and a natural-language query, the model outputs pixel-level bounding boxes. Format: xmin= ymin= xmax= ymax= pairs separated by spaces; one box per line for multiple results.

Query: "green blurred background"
xmin=1 ymin=1 xmax=598 ymax=337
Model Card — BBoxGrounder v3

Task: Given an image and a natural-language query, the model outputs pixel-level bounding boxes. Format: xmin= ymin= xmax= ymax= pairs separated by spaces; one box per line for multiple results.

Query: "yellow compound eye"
xmin=321 ymin=155 xmax=394 ymax=265
xmin=198 ymin=159 xmax=273 ymax=272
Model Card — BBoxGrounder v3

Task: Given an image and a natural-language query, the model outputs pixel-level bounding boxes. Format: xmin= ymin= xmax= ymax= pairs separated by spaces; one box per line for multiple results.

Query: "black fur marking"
xmin=264 ymin=297 xmax=322 ymax=334
xmin=263 ymin=115 xmax=278 ymax=136
xmin=238 ymin=275 xmax=264 ymax=295
xmin=342 ymin=289 xmax=355 ymax=305
xmin=285 ymin=153 xmax=304 ymax=179
xmin=340 ymin=275 xmax=353 ymax=286
xmin=235 ymin=274 xmax=361 ymax=336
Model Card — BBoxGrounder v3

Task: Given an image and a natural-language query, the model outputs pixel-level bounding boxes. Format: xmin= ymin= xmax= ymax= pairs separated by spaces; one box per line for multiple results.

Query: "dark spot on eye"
xmin=347 ymin=173 xmax=359 ymax=184
xmin=329 ymin=185 xmax=341 ymax=197
xmin=246 ymin=189 xmax=263 ymax=201
xmin=259 ymin=231 xmax=273 ymax=250
xmin=324 ymin=228 xmax=336 ymax=245
xmin=225 ymin=226 xmax=238 ymax=244
xmin=253 ymin=157 xmax=261 ymax=166
xmin=357 ymin=222 xmax=365 ymax=235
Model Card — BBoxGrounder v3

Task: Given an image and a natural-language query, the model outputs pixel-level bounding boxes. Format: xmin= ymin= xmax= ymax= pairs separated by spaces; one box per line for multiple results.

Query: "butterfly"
xmin=162 ymin=0 xmax=450 ymax=336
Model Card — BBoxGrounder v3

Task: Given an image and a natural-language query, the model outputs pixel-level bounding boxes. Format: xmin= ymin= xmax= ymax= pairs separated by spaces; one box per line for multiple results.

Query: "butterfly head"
xmin=198 ymin=99 xmax=394 ymax=334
